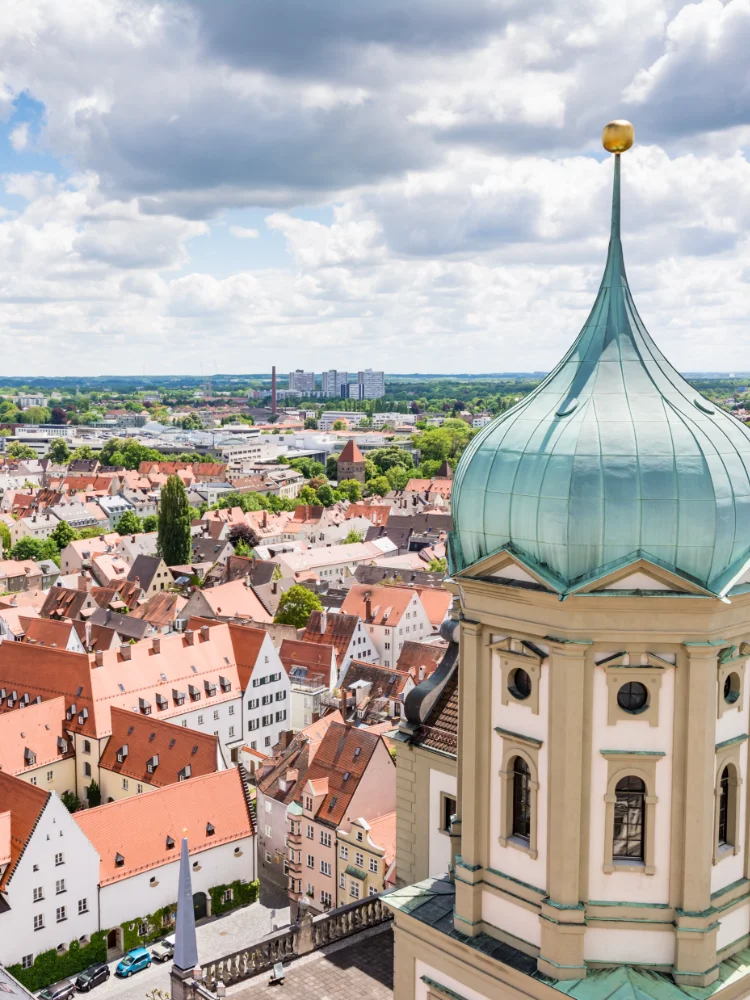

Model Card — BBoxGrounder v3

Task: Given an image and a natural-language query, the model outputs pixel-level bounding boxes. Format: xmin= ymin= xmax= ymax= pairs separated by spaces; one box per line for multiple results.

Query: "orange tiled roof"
xmin=188 ymin=617 xmax=267 ymax=691
xmin=279 ymin=639 xmax=334 ymax=681
xmin=21 ymin=618 xmax=76 ymax=648
xmin=347 ymin=503 xmax=390 ymax=527
xmin=340 ymin=584 xmax=416 ymax=626
xmin=304 ymin=723 xmax=381 ymax=827
xmin=0 ymin=696 xmax=72 ymax=777
xmin=0 ymin=771 xmax=49 ymax=890
xmin=99 ymin=707 xmax=219 ymax=787
xmin=74 ymin=767 xmax=253 ymax=884
xmin=396 ymin=640 xmax=447 ymax=679
xmin=367 ymin=811 xmax=396 ymax=867
xmin=338 ymin=439 xmax=365 ymax=464
xmin=414 ymin=588 xmax=453 ymax=629
xmin=301 ymin=611 xmax=359 ymax=666
xmin=198 ymin=579 xmax=273 ymax=623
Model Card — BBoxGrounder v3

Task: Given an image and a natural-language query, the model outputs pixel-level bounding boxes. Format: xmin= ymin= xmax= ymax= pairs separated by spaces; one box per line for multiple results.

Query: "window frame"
xmin=603 ymin=655 xmax=667 ymax=727
xmin=497 ymin=730 xmax=540 ymax=859
xmin=493 ymin=639 xmax=543 ymax=716
xmin=713 ymin=739 xmax=744 ymax=864
xmin=601 ymin=750 xmax=663 ymax=875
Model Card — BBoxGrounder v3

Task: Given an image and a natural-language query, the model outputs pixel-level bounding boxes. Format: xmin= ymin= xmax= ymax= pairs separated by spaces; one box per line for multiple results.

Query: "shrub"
xmin=208 ymin=879 xmax=260 ymax=916
xmin=7 ymin=931 xmax=106 ymax=991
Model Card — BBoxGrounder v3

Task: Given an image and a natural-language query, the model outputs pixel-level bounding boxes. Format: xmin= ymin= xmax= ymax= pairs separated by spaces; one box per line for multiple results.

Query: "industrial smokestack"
xmin=271 ymin=365 xmax=277 ymax=415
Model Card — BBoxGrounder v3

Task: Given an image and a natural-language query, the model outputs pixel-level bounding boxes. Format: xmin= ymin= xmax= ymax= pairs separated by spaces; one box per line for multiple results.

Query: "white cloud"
xmin=229 ymin=225 xmax=260 ymax=239
xmin=9 ymin=122 xmax=28 ymax=150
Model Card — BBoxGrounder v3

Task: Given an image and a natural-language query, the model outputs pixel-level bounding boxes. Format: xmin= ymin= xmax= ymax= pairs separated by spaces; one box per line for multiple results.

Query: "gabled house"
xmin=0 ymin=771 xmax=100 ymax=968
xmin=127 ymin=554 xmax=172 ymax=598
xmin=0 ymin=696 xmax=75 ymax=790
xmin=340 ymin=584 xmax=433 ymax=668
xmin=21 ymin=617 xmax=86 ymax=652
xmin=301 ymin=610 xmax=378 ymax=673
xmin=74 ymin=767 xmax=254 ymax=931
xmin=60 ymin=533 xmax=119 ymax=575
xmin=337 ymin=659 xmax=415 ymax=724
xmin=278 ymin=639 xmax=338 ymax=729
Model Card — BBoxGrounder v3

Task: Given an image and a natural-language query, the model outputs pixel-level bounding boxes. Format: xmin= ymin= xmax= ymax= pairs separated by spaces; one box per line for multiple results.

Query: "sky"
xmin=2 ymin=0 xmax=750 ymax=376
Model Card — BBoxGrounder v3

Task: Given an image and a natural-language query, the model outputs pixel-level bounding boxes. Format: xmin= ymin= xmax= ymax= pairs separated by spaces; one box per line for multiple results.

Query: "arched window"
xmin=613 ymin=775 xmax=645 ymax=861
xmin=512 ymin=756 xmax=531 ymax=841
xmin=718 ymin=766 xmax=730 ymax=847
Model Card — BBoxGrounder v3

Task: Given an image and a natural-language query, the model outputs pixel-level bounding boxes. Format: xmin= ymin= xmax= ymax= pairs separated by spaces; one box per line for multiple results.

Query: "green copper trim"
xmin=455 ymin=857 xmax=481 ymax=872
xmin=494 ymin=726 xmax=543 ymax=748
xmin=545 ymin=635 xmax=593 ymax=645
xmin=486 ymin=866 xmax=545 ymax=897
xmin=344 ymin=865 xmax=367 ymax=880
xmin=421 ymin=977 xmax=471 ymax=1000
xmin=589 ymin=899 xmax=670 ymax=909
xmin=716 ymin=733 xmax=748 ymax=750
xmin=711 ymin=877 xmax=748 ymax=900
xmin=683 ymin=640 xmax=729 ymax=647
xmin=600 ymin=750 xmax=666 ymax=757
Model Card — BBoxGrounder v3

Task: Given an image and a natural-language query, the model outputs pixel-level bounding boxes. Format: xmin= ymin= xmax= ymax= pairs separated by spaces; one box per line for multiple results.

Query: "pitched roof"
xmin=128 ymin=554 xmax=164 ymax=590
xmin=91 ymin=579 xmax=141 ymax=610
xmin=0 ymin=771 xmax=49 ymax=890
xmin=304 ymin=723 xmax=382 ymax=827
xmin=396 ymin=641 xmax=447 ymax=679
xmin=99 ymin=707 xmax=219 ymax=787
xmin=278 ymin=639 xmax=334 ymax=683
xmin=367 ymin=811 xmax=396 ymax=867
xmin=40 ymin=586 xmax=92 ymax=620
xmin=347 ymin=503 xmax=390 ymax=527
xmin=21 ymin=618 xmax=76 ymax=649
xmin=130 ymin=591 xmax=186 ymax=627
xmin=414 ymin=588 xmax=453 ymax=629
xmin=340 ymin=584 xmax=416 ymax=626
xmin=412 ymin=669 xmax=458 ymax=757
xmin=340 ymin=659 xmax=411 ymax=704
xmin=301 ymin=611 xmax=359 ymax=665
xmin=257 ymin=711 xmax=343 ymax=805
xmin=0 ymin=696 xmax=73 ymax=777
xmin=74 ymin=767 xmax=253 ymax=884
xmin=338 ymin=439 xmax=365 ymax=464
xmin=197 ymin=579 xmax=273 ymax=623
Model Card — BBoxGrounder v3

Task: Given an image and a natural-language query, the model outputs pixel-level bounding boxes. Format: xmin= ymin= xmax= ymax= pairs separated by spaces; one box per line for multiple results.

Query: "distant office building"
xmin=288 ymin=370 xmax=315 ymax=395
xmin=322 ymin=370 xmax=349 ymax=397
xmin=352 ymin=369 xmax=385 ymax=400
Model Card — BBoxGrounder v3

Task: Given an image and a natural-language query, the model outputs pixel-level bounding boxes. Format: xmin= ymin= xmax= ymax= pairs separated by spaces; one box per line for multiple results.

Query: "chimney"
xmin=152 ymin=636 xmax=161 ymax=654
xmin=278 ymin=729 xmax=293 ymax=751
xmin=340 ymin=687 xmax=349 ymax=723
xmin=185 ymin=629 xmax=195 ymax=646
xmin=85 ymin=620 xmax=92 ymax=650
xmin=272 ymin=581 xmax=278 ymax=595
xmin=262 ymin=510 xmax=268 ymax=528
xmin=94 ymin=650 xmax=104 ymax=667
xmin=319 ymin=611 xmax=327 ymax=635
xmin=271 ymin=365 xmax=277 ymax=416
xmin=365 ymin=593 xmax=372 ymax=621
xmin=119 ymin=643 xmax=131 ymax=660
xmin=200 ymin=625 xmax=209 ymax=641
xmin=418 ymin=664 xmax=425 ymax=682
xmin=78 ymin=570 xmax=91 ymax=593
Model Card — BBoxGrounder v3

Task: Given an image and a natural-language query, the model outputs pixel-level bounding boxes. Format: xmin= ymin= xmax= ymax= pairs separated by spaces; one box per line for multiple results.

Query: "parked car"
xmin=150 ymin=935 xmax=175 ymax=963
xmin=75 ymin=963 xmax=110 ymax=992
xmin=37 ymin=980 xmax=76 ymax=1000
xmin=115 ymin=947 xmax=151 ymax=978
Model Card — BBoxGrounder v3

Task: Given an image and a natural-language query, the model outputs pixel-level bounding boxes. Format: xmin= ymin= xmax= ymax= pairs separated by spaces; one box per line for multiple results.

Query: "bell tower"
xmin=387 ymin=122 xmax=750 ymax=1000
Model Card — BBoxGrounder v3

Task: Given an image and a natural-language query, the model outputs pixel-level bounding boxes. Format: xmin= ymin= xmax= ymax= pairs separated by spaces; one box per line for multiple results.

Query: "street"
xmin=88 ymin=884 xmax=289 ymax=1000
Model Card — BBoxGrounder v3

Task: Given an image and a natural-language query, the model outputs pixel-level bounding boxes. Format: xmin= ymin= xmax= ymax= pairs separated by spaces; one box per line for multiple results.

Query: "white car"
xmin=150 ymin=935 xmax=175 ymax=962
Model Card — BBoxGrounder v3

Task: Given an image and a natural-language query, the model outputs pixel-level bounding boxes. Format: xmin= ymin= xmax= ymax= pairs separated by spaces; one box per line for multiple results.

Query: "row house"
xmin=337 ymin=659 xmax=415 ymax=725
xmin=255 ymin=712 xmax=344 ymax=891
xmin=285 ymin=723 xmax=395 ymax=918
xmin=341 ymin=584 xmax=434 ymax=669
xmin=335 ymin=812 xmax=396 ymax=906
xmin=278 ymin=639 xmax=337 ymax=729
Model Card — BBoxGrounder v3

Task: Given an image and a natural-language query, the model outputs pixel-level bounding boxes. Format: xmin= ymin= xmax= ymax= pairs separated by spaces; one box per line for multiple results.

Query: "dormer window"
xmin=156 ymin=693 xmax=168 ymax=711
xmin=146 ymin=755 xmax=159 ymax=774
xmin=179 ymin=765 xmax=191 ymax=781
xmin=24 ymin=747 xmax=36 ymax=767
xmin=173 ymin=690 xmax=186 ymax=707
xmin=139 ymin=698 xmax=151 ymax=716
xmin=204 ymin=680 xmax=217 ymax=697
xmin=206 ymin=822 xmax=215 ymax=837
xmin=166 ymin=836 xmax=175 ymax=850
xmin=78 ymin=709 xmax=88 ymax=725
xmin=115 ymin=853 xmax=125 ymax=868
xmin=116 ymin=744 xmax=128 ymax=763
xmin=219 ymin=676 xmax=231 ymax=693
xmin=189 ymin=685 xmax=200 ymax=702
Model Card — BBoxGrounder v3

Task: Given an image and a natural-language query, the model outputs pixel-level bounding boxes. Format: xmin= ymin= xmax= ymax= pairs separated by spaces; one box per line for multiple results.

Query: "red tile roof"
xmin=0 ymin=771 xmax=49 ymax=890
xmin=0 ymin=696 xmax=72 ymax=777
xmin=301 ymin=611 xmax=360 ymax=666
xmin=278 ymin=639 xmax=334 ymax=683
xmin=75 ymin=767 xmax=253 ymax=884
xmin=338 ymin=439 xmax=365 ymax=464
xmin=99 ymin=707 xmax=219 ymax=787
xmin=340 ymin=584 xmax=417 ymax=626
xmin=303 ymin=723 xmax=382 ymax=827
xmin=21 ymin=618 xmax=76 ymax=648
xmin=414 ymin=588 xmax=453 ymax=629
xmin=396 ymin=640 xmax=447 ymax=679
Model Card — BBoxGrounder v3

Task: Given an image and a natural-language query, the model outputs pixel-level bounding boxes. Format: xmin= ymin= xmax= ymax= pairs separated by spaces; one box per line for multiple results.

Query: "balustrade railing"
xmin=195 ymin=892 xmax=392 ymax=992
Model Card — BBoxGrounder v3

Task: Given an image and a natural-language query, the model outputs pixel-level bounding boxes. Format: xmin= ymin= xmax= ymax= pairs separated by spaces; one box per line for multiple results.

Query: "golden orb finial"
xmin=602 ymin=120 xmax=634 ymax=154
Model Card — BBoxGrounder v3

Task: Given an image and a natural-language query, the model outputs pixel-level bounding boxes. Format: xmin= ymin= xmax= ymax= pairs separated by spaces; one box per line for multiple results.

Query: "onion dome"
xmin=450 ymin=125 xmax=750 ymax=597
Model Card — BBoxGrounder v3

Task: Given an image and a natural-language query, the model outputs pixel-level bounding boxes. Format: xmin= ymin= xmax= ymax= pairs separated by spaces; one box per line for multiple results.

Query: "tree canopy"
xmin=116 ymin=510 xmax=144 ymax=536
xmin=274 ymin=585 xmax=324 ymax=629
xmin=157 ymin=475 xmax=192 ymax=566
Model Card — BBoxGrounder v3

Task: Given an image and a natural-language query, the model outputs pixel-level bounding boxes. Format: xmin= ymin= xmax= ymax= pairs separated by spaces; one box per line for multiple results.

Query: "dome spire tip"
xmin=602 ymin=120 xmax=634 ymax=154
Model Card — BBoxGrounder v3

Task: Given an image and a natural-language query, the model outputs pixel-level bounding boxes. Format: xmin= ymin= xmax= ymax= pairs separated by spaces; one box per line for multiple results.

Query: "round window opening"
xmin=509 ymin=668 xmax=532 ymax=701
xmin=617 ymin=681 xmax=648 ymax=714
xmin=724 ymin=673 xmax=741 ymax=705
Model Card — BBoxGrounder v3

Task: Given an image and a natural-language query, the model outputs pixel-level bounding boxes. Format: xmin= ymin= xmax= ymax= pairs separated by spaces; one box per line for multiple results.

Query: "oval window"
xmin=509 ymin=668 xmax=532 ymax=701
xmin=617 ymin=681 xmax=648 ymax=714
xmin=724 ymin=673 xmax=740 ymax=705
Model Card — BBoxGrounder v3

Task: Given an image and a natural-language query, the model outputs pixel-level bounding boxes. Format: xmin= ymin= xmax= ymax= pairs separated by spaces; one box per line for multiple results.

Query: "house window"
xmin=356 ymin=831 xmax=363 ymax=843
xmin=30 ymin=777 xmax=37 ymax=785
xmin=320 ymin=860 xmax=331 ymax=876
xmin=307 ymin=854 xmax=314 ymax=868
xmin=306 ymin=824 xmax=314 ymax=839
xmin=265 ymin=852 xmax=272 ymax=864
xmin=350 ymin=882 xmax=360 ymax=899
xmin=320 ymin=831 xmax=331 ymax=847
xmin=137 ymin=784 xmax=143 ymax=794
xmin=122 ymin=779 xmax=129 ymax=790
xmin=84 ymin=763 xmax=91 ymax=778
xmin=33 ymin=886 xmax=43 ymax=902
xmin=54 ymin=852 xmax=64 ymax=866
xmin=369 ymin=858 xmax=378 ymax=873
xmin=55 ymin=879 xmax=65 ymax=894
xmin=78 ymin=899 xmax=88 ymax=915
xmin=213 ymin=710 xmax=219 ymax=720
xmin=197 ymin=715 xmax=204 ymax=725
xmin=181 ymin=720 xmax=188 ymax=727
xmin=304 ymin=797 xmax=313 ymax=811
xmin=265 ymin=736 xmax=271 ymax=747
xmin=229 ymin=726 xmax=235 ymax=738
xmin=56 ymin=906 xmax=67 ymax=923
xmin=616 ymin=681 xmax=649 ymax=714
xmin=34 ymin=914 xmax=44 ymax=931
xmin=47 ymin=771 xmax=54 ymax=783
xmin=222 ymin=888 xmax=233 ymax=903
xmin=442 ymin=794 xmax=456 ymax=833
xmin=21 ymin=955 xmax=33 ymax=970
xmin=265 ymin=825 xmax=272 ymax=837
xmin=321 ymin=890 xmax=332 ymax=908
xmin=228 ymin=705 xmax=234 ymax=715
xmin=368 ymin=886 xmax=378 ymax=896
xmin=355 ymin=852 xmax=364 ymax=867
xmin=340 ymin=846 xmax=348 ymax=860
xmin=613 ymin=776 xmax=645 ymax=861
xmin=339 ymin=873 xmax=345 ymax=889
xmin=83 ymin=740 xmax=90 ymax=754
xmin=512 ymin=757 xmax=531 ymax=841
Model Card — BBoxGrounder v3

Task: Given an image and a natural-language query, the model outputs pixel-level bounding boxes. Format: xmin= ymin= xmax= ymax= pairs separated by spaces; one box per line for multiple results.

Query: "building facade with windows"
xmin=0 ymin=772 xmax=100 ymax=969
xmin=386 ymin=128 xmax=750 ymax=998
xmin=336 ymin=813 xmax=396 ymax=906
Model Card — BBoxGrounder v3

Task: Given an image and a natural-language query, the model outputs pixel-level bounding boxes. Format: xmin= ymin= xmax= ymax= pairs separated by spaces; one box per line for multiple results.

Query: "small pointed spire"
xmin=173 ymin=836 xmax=198 ymax=972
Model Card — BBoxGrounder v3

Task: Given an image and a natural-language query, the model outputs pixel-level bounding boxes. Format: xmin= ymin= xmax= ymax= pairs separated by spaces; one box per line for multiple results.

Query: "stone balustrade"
xmin=193 ymin=892 xmax=392 ymax=992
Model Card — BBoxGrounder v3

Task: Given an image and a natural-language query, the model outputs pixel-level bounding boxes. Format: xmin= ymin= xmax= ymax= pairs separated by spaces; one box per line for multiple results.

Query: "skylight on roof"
xmin=191 ymin=665 xmax=197 ymax=673
xmin=160 ymin=673 xmax=167 ymax=682
xmin=118 ymin=683 xmax=125 ymax=692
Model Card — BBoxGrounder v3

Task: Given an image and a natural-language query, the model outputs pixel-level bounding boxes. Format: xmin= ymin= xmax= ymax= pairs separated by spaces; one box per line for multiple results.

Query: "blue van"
xmin=115 ymin=947 xmax=151 ymax=978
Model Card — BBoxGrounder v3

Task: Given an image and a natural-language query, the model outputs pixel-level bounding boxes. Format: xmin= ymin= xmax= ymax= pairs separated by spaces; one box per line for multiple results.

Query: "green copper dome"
xmin=450 ymin=155 xmax=750 ymax=597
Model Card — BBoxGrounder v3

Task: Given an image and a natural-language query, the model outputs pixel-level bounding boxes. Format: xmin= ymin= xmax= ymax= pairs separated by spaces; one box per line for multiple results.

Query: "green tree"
xmin=0 ymin=521 xmax=10 ymax=557
xmin=332 ymin=419 xmax=346 ymax=430
xmin=71 ymin=445 xmax=96 ymax=461
xmin=11 ymin=536 xmax=56 ymax=561
xmin=77 ymin=526 xmax=106 ymax=539
xmin=369 ymin=446 xmax=415 ymax=474
xmin=367 ymin=475 xmax=391 ymax=496
xmin=47 ymin=438 xmax=71 ymax=464
xmin=86 ymin=780 xmax=101 ymax=807
xmin=274 ymin=584 xmax=324 ymax=629
xmin=142 ymin=514 xmax=158 ymax=533
xmin=326 ymin=454 xmax=340 ymax=480
xmin=158 ymin=474 xmax=192 ymax=566
xmin=61 ymin=790 xmax=81 ymax=813
xmin=50 ymin=519 xmax=77 ymax=552
xmin=180 ymin=412 xmax=203 ymax=430
xmin=116 ymin=510 xmax=143 ymax=536
xmin=386 ymin=465 xmax=410 ymax=490
xmin=427 ymin=556 xmax=448 ymax=572
xmin=19 ymin=406 xmax=51 ymax=424
xmin=288 ymin=457 xmax=325 ymax=479
xmin=6 ymin=443 xmax=37 ymax=460
xmin=304 ymin=417 xmax=318 ymax=429
xmin=343 ymin=529 xmax=363 ymax=544
xmin=337 ymin=479 xmax=362 ymax=502
xmin=315 ymin=483 xmax=335 ymax=507
xmin=297 ymin=486 xmax=318 ymax=505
